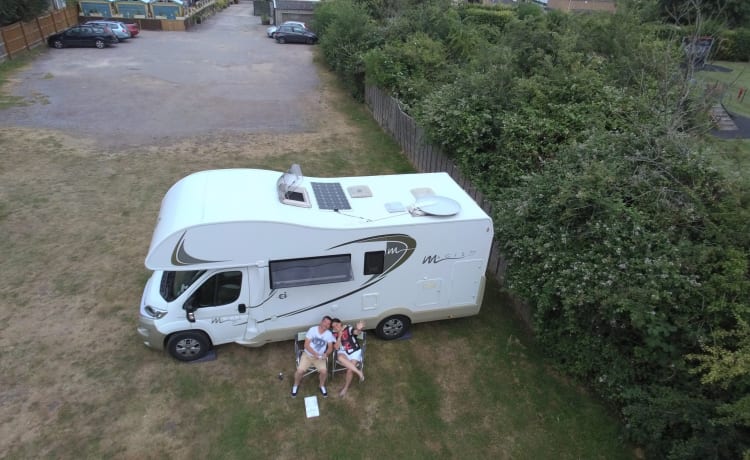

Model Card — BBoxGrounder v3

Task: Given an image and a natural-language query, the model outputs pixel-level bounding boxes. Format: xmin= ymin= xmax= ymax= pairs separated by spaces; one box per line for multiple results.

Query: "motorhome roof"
xmin=148 ymin=168 xmax=490 ymax=262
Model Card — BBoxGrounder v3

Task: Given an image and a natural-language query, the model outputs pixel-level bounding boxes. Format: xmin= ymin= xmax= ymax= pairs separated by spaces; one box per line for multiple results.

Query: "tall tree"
xmin=657 ymin=0 xmax=750 ymax=28
xmin=0 ymin=0 xmax=50 ymax=26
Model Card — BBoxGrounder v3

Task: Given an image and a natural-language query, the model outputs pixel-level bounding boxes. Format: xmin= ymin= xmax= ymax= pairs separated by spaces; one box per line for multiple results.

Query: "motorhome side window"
xmin=193 ymin=271 xmax=243 ymax=307
xmin=161 ymin=270 xmax=206 ymax=301
xmin=269 ymin=254 xmax=353 ymax=289
xmin=364 ymin=251 xmax=385 ymax=275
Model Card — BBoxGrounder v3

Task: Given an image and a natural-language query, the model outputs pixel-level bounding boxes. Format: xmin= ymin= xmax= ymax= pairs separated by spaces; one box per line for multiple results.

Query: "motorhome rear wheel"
xmin=376 ymin=315 xmax=411 ymax=340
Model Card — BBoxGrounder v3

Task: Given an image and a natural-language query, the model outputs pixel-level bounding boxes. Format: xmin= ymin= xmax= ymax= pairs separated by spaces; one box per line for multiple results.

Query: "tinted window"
xmin=194 ymin=271 xmax=243 ymax=307
xmin=364 ymin=251 xmax=385 ymax=275
xmin=269 ymin=254 xmax=352 ymax=289
xmin=161 ymin=270 xmax=206 ymax=301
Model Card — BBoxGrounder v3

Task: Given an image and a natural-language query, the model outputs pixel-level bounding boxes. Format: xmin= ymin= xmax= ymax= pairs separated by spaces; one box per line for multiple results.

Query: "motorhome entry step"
xmin=189 ymin=350 xmax=217 ymax=363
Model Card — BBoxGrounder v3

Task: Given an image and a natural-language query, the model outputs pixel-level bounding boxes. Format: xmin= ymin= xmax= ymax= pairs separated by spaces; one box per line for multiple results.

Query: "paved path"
xmin=0 ymin=2 xmax=320 ymax=147
xmin=712 ymin=110 xmax=750 ymax=140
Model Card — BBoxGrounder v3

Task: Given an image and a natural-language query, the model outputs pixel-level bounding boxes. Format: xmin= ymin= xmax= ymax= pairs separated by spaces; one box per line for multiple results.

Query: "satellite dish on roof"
xmin=411 ymin=196 xmax=461 ymax=217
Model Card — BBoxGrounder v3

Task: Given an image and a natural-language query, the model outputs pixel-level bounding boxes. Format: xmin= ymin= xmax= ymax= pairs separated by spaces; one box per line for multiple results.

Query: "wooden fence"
xmin=365 ymin=85 xmax=532 ymax=326
xmin=0 ymin=7 xmax=79 ymax=62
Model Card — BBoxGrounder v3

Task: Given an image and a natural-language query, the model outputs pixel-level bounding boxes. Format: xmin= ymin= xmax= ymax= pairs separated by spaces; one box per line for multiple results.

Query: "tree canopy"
xmin=0 ymin=0 xmax=50 ymax=27
xmin=315 ymin=0 xmax=750 ymax=457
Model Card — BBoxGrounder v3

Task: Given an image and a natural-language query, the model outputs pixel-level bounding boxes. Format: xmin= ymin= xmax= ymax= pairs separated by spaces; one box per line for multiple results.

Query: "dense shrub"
xmin=364 ymin=32 xmax=450 ymax=110
xmin=0 ymin=0 xmax=49 ymax=26
xmin=316 ymin=0 xmax=750 ymax=456
xmin=315 ymin=0 xmax=383 ymax=99
xmin=459 ymin=5 xmax=515 ymax=29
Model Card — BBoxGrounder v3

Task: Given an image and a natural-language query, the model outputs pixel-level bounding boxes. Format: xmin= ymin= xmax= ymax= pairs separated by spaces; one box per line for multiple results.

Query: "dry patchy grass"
xmin=0 ymin=66 xmax=633 ymax=459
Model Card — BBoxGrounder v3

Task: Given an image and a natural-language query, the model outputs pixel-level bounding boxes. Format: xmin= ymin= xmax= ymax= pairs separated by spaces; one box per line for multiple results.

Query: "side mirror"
xmin=184 ymin=297 xmax=197 ymax=323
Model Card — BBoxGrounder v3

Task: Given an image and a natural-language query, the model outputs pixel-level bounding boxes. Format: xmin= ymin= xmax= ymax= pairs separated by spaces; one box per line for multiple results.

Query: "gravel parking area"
xmin=1 ymin=2 xmax=322 ymax=147
xmin=0 ymin=5 xmax=367 ymax=456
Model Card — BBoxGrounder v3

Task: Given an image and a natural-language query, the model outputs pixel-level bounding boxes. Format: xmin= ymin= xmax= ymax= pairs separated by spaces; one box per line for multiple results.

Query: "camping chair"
xmin=294 ymin=331 xmax=327 ymax=378
xmin=331 ymin=331 xmax=366 ymax=380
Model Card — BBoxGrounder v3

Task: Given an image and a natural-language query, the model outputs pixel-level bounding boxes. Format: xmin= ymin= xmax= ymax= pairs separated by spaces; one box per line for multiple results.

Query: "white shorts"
xmin=338 ymin=348 xmax=362 ymax=363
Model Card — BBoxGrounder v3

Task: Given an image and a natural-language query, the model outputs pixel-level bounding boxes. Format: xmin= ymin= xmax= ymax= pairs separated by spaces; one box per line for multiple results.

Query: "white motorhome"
xmin=137 ymin=165 xmax=494 ymax=361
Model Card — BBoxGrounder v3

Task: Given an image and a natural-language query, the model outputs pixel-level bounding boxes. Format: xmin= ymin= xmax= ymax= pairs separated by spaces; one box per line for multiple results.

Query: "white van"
xmin=137 ymin=165 xmax=494 ymax=361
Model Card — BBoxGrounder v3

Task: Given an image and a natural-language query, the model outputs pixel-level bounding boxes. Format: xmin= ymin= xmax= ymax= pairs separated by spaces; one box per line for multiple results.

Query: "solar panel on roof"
xmin=311 ymin=182 xmax=351 ymax=210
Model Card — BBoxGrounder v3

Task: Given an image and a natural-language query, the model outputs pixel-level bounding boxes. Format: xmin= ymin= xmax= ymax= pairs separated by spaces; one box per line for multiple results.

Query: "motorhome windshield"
xmin=160 ymin=270 xmax=206 ymax=301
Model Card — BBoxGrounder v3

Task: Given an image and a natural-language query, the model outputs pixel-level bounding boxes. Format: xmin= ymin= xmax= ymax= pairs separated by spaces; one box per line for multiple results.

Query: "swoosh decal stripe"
xmin=258 ymin=233 xmax=417 ymax=322
xmin=171 ymin=232 xmax=228 ymax=266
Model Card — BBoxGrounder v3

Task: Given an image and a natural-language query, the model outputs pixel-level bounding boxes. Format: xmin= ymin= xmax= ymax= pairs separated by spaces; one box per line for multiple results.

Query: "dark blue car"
xmin=47 ymin=25 xmax=118 ymax=49
xmin=274 ymin=24 xmax=317 ymax=45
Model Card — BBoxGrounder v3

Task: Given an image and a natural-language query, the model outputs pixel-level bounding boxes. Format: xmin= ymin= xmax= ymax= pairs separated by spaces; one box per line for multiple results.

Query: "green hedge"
xmin=714 ymin=29 xmax=750 ymax=61
xmin=460 ymin=6 xmax=515 ymax=29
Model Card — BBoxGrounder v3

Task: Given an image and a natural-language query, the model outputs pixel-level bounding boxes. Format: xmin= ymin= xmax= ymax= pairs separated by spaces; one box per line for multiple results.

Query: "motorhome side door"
xmin=183 ymin=269 xmax=250 ymax=345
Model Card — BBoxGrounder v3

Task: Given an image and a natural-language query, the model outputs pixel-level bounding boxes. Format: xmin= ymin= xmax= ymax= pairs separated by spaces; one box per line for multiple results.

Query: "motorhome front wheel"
xmin=167 ymin=331 xmax=211 ymax=362
xmin=376 ymin=315 xmax=411 ymax=340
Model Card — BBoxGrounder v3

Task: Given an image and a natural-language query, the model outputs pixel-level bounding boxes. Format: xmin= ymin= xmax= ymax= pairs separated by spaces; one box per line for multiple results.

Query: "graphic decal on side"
xmin=422 ymin=254 xmax=464 ymax=264
xmin=330 ymin=234 xmax=416 ymax=284
xmin=258 ymin=234 xmax=416 ymax=322
xmin=170 ymin=232 xmax=227 ymax=266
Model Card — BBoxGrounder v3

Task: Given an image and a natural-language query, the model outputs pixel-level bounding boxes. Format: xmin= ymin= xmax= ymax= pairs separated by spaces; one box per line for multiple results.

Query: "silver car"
xmin=85 ymin=20 xmax=132 ymax=41
xmin=266 ymin=21 xmax=306 ymax=39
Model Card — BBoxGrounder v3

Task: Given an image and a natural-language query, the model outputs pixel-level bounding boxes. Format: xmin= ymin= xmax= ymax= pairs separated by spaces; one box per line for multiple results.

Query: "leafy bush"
xmin=0 ymin=0 xmax=49 ymax=26
xmin=492 ymin=129 xmax=750 ymax=458
xmin=364 ymin=32 xmax=449 ymax=110
xmin=316 ymin=0 xmax=383 ymax=99
xmin=711 ymin=29 xmax=750 ymax=62
xmin=459 ymin=4 xmax=515 ymax=29
xmin=316 ymin=0 xmax=750 ymax=456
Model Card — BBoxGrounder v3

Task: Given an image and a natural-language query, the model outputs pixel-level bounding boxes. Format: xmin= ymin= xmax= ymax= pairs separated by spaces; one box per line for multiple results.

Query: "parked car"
xmin=275 ymin=24 xmax=317 ymax=44
xmin=266 ymin=21 xmax=306 ymax=39
xmin=47 ymin=25 xmax=118 ymax=49
xmin=104 ymin=18 xmax=140 ymax=37
xmin=85 ymin=20 xmax=132 ymax=41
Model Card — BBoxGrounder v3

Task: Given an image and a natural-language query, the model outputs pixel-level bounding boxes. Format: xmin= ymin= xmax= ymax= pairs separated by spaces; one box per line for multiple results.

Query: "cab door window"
xmin=194 ymin=271 xmax=242 ymax=307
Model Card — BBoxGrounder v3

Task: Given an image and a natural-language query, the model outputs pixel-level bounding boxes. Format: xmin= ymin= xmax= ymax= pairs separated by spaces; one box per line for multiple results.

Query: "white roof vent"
xmin=348 ymin=185 xmax=372 ymax=198
xmin=410 ymin=196 xmax=461 ymax=217
xmin=277 ymin=164 xmax=311 ymax=208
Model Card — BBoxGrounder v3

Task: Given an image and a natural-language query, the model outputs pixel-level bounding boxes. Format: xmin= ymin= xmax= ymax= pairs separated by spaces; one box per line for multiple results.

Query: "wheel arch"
xmin=373 ymin=310 xmax=413 ymax=340
xmin=163 ymin=328 xmax=213 ymax=349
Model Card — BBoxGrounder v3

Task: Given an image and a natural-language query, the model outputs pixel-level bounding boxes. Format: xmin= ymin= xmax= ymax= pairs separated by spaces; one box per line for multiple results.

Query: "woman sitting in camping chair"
xmin=331 ymin=318 xmax=365 ymax=397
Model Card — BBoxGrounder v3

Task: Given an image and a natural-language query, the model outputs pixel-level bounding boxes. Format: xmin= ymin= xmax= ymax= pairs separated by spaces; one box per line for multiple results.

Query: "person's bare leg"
xmin=340 ymin=369 xmax=354 ymax=397
xmin=319 ymin=369 xmax=328 ymax=388
xmin=352 ymin=360 xmax=363 ymax=382
xmin=337 ymin=355 xmax=364 ymax=380
xmin=292 ymin=368 xmax=304 ymax=396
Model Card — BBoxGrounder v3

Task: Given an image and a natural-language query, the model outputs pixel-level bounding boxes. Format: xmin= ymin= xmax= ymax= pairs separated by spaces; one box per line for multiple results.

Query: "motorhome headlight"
xmin=144 ymin=305 xmax=167 ymax=319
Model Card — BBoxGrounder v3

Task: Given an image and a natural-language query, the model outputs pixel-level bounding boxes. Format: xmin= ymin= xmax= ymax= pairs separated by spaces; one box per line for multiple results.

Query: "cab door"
xmin=64 ymin=27 xmax=83 ymax=46
xmin=184 ymin=269 xmax=250 ymax=345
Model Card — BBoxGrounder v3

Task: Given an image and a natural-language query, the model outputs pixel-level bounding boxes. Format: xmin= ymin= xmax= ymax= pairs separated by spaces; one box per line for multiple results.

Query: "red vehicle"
xmin=105 ymin=18 xmax=140 ymax=37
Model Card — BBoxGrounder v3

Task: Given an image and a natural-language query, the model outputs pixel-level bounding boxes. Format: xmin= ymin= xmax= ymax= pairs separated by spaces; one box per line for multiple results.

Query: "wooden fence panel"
xmin=364 ymin=85 xmax=530 ymax=327
xmin=0 ymin=6 xmax=79 ymax=61
xmin=38 ymin=15 xmax=58 ymax=39
xmin=2 ymin=24 xmax=26 ymax=59
xmin=21 ymin=21 xmax=44 ymax=49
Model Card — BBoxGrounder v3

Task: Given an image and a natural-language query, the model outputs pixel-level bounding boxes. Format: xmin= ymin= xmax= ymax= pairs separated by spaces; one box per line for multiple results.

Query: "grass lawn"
xmin=696 ymin=61 xmax=750 ymax=190
xmin=0 ymin=53 xmax=635 ymax=459
xmin=699 ymin=60 xmax=750 ymax=118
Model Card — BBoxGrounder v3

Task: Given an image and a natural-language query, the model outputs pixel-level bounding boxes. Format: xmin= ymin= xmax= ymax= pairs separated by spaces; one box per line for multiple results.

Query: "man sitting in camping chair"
xmin=331 ymin=318 xmax=365 ymax=397
xmin=292 ymin=316 xmax=336 ymax=398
